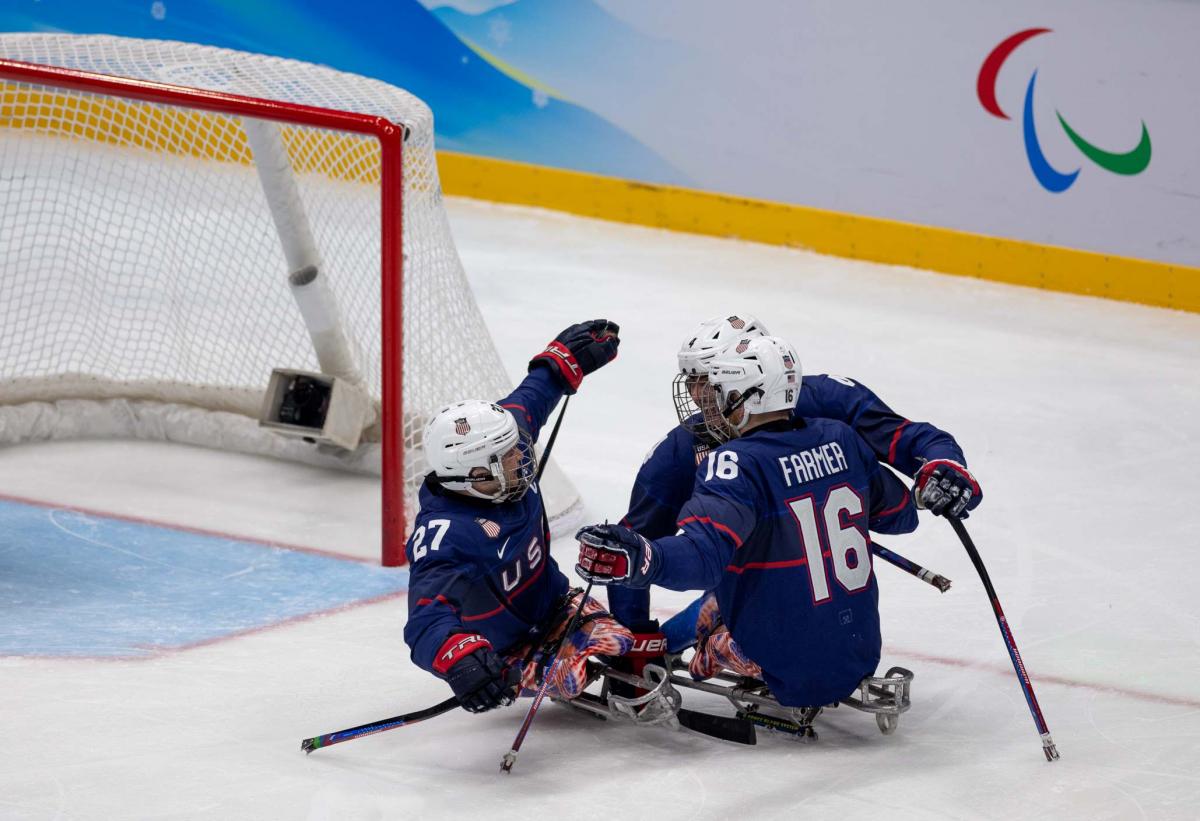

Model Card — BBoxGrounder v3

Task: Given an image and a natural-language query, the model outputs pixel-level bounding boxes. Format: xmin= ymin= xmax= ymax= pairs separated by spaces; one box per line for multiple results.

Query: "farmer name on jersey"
xmin=777 ymin=440 xmax=848 ymax=487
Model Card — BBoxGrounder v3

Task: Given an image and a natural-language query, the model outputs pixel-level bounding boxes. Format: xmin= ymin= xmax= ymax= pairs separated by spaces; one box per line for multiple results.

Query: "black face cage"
xmin=448 ymin=428 xmax=537 ymax=503
xmin=672 ymin=373 xmax=733 ymax=445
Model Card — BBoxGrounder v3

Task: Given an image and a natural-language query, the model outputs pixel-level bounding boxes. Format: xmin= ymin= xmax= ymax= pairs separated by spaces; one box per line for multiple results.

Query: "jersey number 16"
xmin=787 ymin=486 xmax=872 ymax=603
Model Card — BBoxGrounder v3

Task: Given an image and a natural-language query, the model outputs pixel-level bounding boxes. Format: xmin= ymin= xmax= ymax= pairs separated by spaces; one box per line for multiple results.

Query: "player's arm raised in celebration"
xmin=497 ymin=319 xmax=619 ymax=445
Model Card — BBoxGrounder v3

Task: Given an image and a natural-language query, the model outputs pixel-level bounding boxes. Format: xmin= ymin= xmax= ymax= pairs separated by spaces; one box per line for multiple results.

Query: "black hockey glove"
xmin=433 ymin=633 xmax=519 ymax=714
xmin=529 ymin=319 xmax=620 ymax=394
xmin=575 ymin=524 xmax=659 ymax=588
xmin=913 ymin=459 xmax=982 ymax=519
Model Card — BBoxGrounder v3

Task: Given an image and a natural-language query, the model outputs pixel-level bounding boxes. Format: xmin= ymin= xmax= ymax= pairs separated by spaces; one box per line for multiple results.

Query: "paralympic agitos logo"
xmin=977 ymin=28 xmax=1151 ymax=193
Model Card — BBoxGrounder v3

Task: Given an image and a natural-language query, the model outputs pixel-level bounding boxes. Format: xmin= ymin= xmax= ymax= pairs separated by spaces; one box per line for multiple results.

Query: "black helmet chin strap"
xmin=720 ymin=385 xmax=762 ymax=425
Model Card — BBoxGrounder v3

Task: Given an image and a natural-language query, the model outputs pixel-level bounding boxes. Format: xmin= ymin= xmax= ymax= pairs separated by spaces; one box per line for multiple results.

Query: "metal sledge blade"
xmin=677 ymin=707 xmax=756 ymax=745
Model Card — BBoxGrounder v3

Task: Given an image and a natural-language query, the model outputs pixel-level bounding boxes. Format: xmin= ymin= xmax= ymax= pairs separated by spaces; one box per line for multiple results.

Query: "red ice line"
xmin=6 ymin=488 xmax=1194 ymax=711
xmin=645 ymin=606 xmax=1195 ymax=710
xmin=888 ymin=647 xmax=1200 ymax=710
xmin=0 ymin=491 xmax=373 ymax=563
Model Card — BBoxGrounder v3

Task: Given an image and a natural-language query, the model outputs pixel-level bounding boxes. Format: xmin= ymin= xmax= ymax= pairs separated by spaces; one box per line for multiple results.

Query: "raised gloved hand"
xmin=433 ymin=633 xmax=519 ymax=713
xmin=575 ymin=524 xmax=658 ymax=588
xmin=912 ymin=459 xmax=982 ymax=519
xmin=529 ymin=319 xmax=620 ymax=394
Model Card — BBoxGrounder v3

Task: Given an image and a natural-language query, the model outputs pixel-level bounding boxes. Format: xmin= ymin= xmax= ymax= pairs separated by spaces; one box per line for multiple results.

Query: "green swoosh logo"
xmin=1055 ymin=113 xmax=1152 ymax=175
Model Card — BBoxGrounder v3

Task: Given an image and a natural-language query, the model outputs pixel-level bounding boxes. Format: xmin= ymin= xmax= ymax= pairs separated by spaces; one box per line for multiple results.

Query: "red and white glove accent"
xmin=913 ymin=459 xmax=982 ymax=519
xmin=533 ymin=340 xmax=584 ymax=392
xmin=432 ymin=632 xmax=492 ymax=675
xmin=433 ymin=633 xmax=518 ymax=714
xmin=529 ymin=320 xmax=620 ymax=394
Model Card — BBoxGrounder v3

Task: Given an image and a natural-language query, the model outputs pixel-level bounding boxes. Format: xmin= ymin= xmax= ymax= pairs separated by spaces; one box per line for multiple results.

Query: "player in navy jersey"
xmin=608 ymin=314 xmax=981 ymax=643
xmin=403 ymin=319 xmax=633 ymax=715
xmin=576 ymin=335 xmax=919 ymax=707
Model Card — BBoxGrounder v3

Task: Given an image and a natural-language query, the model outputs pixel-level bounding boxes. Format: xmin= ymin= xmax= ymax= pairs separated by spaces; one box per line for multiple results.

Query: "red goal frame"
xmin=0 ymin=58 xmax=408 ymax=566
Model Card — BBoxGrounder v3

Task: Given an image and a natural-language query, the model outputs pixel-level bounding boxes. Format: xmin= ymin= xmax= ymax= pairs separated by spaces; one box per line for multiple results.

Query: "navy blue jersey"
xmin=624 ymin=374 xmax=965 ymax=539
xmin=612 ymin=373 xmax=968 ymax=624
xmin=648 ymin=418 xmax=918 ymax=707
xmin=403 ymin=367 xmax=571 ymax=677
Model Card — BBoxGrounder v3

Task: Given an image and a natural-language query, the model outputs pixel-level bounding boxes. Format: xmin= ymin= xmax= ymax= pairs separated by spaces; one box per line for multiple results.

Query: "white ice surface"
xmin=2 ymin=198 xmax=1199 ymax=820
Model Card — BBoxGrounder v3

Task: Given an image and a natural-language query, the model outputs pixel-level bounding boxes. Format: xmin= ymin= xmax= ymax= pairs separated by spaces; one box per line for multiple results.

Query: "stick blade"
xmin=677 ymin=708 xmax=757 ymax=745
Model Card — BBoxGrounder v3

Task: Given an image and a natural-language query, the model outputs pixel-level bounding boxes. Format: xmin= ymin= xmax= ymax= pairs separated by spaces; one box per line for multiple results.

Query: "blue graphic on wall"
xmin=0 ymin=0 xmax=687 ymax=184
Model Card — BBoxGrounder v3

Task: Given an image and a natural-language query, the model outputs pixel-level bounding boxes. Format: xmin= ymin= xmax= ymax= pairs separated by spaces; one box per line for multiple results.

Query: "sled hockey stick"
xmin=301 ymin=696 xmax=459 ymax=753
xmin=948 ymin=517 xmax=1059 ymax=762
xmin=534 ymin=394 xmax=569 ymax=484
xmin=872 ymin=543 xmax=951 ymax=592
xmin=501 ymin=578 xmax=596 ymax=773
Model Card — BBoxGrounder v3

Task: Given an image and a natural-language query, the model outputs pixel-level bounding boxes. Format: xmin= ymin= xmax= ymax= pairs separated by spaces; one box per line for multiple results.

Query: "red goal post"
xmin=0 ymin=35 xmax=582 ymax=566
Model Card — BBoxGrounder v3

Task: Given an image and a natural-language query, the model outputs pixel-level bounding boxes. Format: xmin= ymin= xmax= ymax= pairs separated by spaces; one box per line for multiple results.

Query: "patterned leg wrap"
xmin=688 ymin=593 xmax=763 ymax=680
xmin=506 ymin=591 xmax=634 ymax=700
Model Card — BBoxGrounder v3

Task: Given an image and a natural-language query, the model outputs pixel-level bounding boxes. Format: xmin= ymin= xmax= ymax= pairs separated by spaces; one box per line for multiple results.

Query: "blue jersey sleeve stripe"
xmin=887 ymin=419 xmax=911 ymax=465
xmin=415 ymin=594 xmax=457 ymax=611
xmin=875 ymin=496 xmax=912 ymax=519
xmin=726 ymin=558 xmax=810 ymax=574
xmin=462 ymin=602 xmax=506 ymax=622
xmin=678 ymin=515 xmax=744 ymax=548
xmin=500 ymin=402 xmax=533 ymax=425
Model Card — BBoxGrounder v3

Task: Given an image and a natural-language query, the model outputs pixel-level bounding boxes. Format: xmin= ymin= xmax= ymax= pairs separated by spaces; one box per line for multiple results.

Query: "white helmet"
xmin=704 ymin=335 xmax=801 ymax=440
xmin=676 ymin=314 xmax=769 ymax=376
xmin=673 ymin=314 xmax=769 ymax=440
xmin=423 ymin=399 xmax=536 ymax=502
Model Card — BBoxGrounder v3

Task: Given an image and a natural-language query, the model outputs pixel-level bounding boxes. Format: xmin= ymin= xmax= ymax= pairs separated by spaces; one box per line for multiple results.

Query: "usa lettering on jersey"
xmin=777 ymin=441 xmax=848 ymax=487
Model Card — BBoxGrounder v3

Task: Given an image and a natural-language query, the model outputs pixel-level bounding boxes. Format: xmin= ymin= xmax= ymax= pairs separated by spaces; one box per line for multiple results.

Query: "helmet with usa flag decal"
xmin=703 ymin=335 xmax=801 ymax=440
xmin=672 ymin=314 xmax=769 ymax=440
xmin=423 ymin=399 xmax=536 ymax=502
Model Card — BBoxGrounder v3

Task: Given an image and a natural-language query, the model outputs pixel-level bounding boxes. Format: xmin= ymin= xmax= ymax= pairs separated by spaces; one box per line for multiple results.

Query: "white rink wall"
xmin=4 ymin=2 xmax=1197 ymax=266
xmin=593 ymin=0 xmax=1200 ymax=265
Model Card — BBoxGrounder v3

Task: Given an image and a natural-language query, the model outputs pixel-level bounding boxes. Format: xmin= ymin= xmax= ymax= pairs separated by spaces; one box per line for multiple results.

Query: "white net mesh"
xmin=0 ymin=34 xmax=581 ymax=548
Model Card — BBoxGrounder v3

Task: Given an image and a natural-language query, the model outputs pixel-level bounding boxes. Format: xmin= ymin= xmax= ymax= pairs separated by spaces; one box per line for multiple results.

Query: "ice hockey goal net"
xmin=0 ymin=34 xmax=581 ymax=565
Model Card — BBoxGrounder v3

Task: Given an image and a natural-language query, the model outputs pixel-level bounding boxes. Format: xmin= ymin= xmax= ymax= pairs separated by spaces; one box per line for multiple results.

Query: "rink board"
xmin=0 ymin=497 xmax=408 ymax=658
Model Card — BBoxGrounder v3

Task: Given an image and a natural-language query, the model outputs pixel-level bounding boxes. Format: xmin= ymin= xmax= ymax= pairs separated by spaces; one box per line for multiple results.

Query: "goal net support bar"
xmin=0 ymin=56 xmax=409 ymax=564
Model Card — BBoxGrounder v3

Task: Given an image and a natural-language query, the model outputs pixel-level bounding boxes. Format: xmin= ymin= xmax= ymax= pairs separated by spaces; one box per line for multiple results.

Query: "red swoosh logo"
xmin=977 ymin=27 xmax=1051 ymax=119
